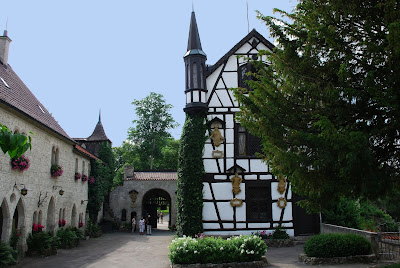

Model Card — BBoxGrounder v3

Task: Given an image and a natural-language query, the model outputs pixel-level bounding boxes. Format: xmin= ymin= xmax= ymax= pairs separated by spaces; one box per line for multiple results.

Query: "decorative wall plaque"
xmin=230 ymin=172 xmax=243 ymax=195
xmin=277 ymin=176 xmax=286 ymax=195
xmin=277 ymin=197 xmax=287 ymax=209
xmin=129 ymin=190 xmax=138 ymax=208
xmin=210 ymin=125 xmax=225 ymax=147
xmin=212 ymin=150 xmax=223 ymax=158
xmin=230 ymin=198 xmax=243 ymax=207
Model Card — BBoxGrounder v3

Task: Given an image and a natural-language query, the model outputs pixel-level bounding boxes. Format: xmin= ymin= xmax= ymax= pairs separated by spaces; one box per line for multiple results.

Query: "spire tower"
xmin=184 ymin=11 xmax=207 ymax=114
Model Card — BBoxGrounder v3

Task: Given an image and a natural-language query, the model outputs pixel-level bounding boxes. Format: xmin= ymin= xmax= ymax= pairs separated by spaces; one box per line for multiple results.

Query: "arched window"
xmin=55 ymin=148 xmax=60 ymax=165
xmin=51 ymin=146 xmax=56 ymax=165
xmin=59 ymin=208 xmax=62 ymax=221
xmin=121 ymin=209 xmax=127 ymax=221
xmin=186 ymin=64 xmax=189 ymax=89
xmin=33 ymin=211 xmax=38 ymax=225
xmin=200 ymin=64 xmax=204 ymax=89
xmin=192 ymin=63 xmax=198 ymax=88
xmin=38 ymin=210 xmax=43 ymax=225
xmin=75 ymin=158 xmax=78 ymax=173
xmin=82 ymin=161 xmax=86 ymax=175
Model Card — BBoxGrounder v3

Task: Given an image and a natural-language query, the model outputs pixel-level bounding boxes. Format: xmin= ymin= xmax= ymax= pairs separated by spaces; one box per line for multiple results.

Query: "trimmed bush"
xmin=26 ymin=231 xmax=59 ymax=257
xmin=57 ymin=226 xmax=83 ymax=249
xmin=304 ymin=233 xmax=372 ymax=258
xmin=0 ymin=241 xmax=17 ymax=266
xmin=169 ymin=235 xmax=267 ymax=264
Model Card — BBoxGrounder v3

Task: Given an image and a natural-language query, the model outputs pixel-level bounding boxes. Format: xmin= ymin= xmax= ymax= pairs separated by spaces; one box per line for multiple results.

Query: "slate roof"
xmin=0 ymin=62 xmax=71 ymax=140
xmin=184 ymin=11 xmax=206 ymax=57
xmin=87 ymin=118 xmax=110 ymax=142
xmin=126 ymin=172 xmax=177 ymax=181
xmin=206 ymin=29 xmax=275 ymax=76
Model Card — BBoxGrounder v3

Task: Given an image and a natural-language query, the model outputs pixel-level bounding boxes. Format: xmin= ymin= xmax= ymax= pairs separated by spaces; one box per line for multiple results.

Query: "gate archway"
xmin=142 ymin=189 xmax=171 ymax=229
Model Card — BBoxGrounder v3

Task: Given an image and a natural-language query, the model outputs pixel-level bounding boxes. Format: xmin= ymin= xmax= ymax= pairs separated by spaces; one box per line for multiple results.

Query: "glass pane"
xmin=239 ymin=133 xmax=246 ymax=155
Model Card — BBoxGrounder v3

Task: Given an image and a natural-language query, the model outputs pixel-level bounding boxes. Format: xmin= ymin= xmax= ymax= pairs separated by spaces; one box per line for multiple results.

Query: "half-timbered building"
xmin=184 ymin=12 xmax=319 ymax=236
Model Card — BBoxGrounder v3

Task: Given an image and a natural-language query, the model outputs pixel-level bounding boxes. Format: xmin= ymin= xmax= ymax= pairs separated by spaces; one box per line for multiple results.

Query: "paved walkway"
xmin=16 ymin=227 xmax=396 ymax=268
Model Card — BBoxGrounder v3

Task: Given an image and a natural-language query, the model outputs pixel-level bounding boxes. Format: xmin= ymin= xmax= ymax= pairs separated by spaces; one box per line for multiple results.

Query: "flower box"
xmin=50 ymin=164 xmax=63 ymax=178
xmin=11 ymin=155 xmax=30 ymax=172
xmin=58 ymin=219 xmax=66 ymax=227
xmin=82 ymin=175 xmax=88 ymax=182
xmin=75 ymin=172 xmax=82 ymax=180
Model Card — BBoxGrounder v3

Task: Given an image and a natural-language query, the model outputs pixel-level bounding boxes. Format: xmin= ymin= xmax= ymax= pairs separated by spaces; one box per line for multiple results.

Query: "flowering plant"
xmin=79 ymin=221 xmax=83 ymax=228
xmin=74 ymin=172 xmax=82 ymax=180
xmin=169 ymin=235 xmax=267 ymax=264
xmin=82 ymin=175 xmax=88 ymax=182
xmin=51 ymin=164 xmax=63 ymax=177
xmin=58 ymin=219 xmax=66 ymax=227
xmin=89 ymin=176 xmax=95 ymax=184
xmin=32 ymin=223 xmax=44 ymax=232
xmin=11 ymin=155 xmax=30 ymax=171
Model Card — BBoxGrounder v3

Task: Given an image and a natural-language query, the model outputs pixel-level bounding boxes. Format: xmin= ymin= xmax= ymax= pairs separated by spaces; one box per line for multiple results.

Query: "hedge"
xmin=304 ymin=233 xmax=372 ymax=258
xmin=169 ymin=235 xmax=267 ymax=264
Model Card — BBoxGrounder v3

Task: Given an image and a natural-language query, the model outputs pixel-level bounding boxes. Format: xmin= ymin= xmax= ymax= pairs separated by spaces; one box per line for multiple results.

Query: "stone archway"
xmin=13 ymin=198 xmax=25 ymax=231
xmin=46 ymin=197 xmax=55 ymax=231
xmin=0 ymin=198 xmax=10 ymax=242
xmin=142 ymin=188 xmax=171 ymax=229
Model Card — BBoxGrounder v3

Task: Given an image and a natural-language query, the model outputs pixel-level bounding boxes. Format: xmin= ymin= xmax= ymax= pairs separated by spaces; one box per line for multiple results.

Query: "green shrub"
xmin=323 ymin=198 xmax=361 ymax=229
xmin=169 ymin=235 xmax=267 ymax=264
xmin=26 ymin=231 xmax=59 ymax=257
xmin=57 ymin=227 xmax=81 ymax=249
xmin=360 ymin=202 xmax=398 ymax=232
xmin=304 ymin=233 xmax=372 ymax=258
xmin=382 ymin=263 xmax=400 ymax=268
xmin=86 ymin=219 xmax=102 ymax=238
xmin=0 ymin=241 xmax=17 ymax=266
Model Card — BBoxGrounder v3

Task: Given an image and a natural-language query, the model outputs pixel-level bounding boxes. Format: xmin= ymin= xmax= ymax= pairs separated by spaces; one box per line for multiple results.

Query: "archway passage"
xmin=142 ymin=189 xmax=171 ymax=229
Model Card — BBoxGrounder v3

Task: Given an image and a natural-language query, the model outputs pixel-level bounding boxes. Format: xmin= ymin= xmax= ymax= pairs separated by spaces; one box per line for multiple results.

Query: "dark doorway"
xmin=0 ymin=206 xmax=3 ymax=240
xmin=292 ymin=193 xmax=320 ymax=236
xmin=12 ymin=209 xmax=18 ymax=230
xmin=142 ymin=189 xmax=171 ymax=229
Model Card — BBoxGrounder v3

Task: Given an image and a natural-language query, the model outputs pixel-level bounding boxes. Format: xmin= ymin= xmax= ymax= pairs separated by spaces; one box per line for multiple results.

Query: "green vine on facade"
xmin=176 ymin=113 xmax=207 ymax=236
xmin=88 ymin=142 xmax=116 ymax=221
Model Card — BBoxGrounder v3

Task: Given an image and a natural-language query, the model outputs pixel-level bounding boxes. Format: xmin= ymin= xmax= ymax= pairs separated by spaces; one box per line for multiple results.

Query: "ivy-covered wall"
xmin=176 ymin=113 xmax=207 ymax=236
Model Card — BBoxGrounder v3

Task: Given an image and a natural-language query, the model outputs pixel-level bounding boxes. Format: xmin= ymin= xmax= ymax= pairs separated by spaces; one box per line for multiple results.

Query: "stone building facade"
xmin=0 ymin=30 xmax=97 ymax=251
xmin=110 ymin=168 xmax=177 ymax=229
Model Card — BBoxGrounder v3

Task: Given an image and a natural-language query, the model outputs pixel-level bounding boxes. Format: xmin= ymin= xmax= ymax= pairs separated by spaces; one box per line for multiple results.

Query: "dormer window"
xmin=235 ymin=123 xmax=262 ymax=158
xmin=238 ymin=62 xmax=256 ymax=92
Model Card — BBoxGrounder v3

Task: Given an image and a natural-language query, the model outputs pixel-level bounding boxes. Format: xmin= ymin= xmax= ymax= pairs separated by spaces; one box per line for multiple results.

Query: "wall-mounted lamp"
xmin=53 ymin=186 xmax=64 ymax=196
xmin=38 ymin=191 xmax=49 ymax=207
xmin=81 ymin=200 xmax=88 ymax=205
xmin=14 ymin=182 xmax=28 ymax=196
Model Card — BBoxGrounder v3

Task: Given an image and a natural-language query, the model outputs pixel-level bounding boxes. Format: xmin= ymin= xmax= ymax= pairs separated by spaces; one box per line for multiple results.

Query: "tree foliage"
xmin=233 ymin=0 xmax=400 ymax=211
xmin=176 ymin=113 xmax=207 ymax=236
xmin=128 ymin=92 xmax=178 ymax=170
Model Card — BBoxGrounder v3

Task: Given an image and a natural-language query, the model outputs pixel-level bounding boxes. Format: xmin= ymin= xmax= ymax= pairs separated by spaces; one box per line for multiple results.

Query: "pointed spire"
xmin=98 ymin=109 xmax=101 ymax=123
xmin=185 ymin=11 xmax=206 ymax=57
xmin=87 ymin=113 xmax=110 ymax=142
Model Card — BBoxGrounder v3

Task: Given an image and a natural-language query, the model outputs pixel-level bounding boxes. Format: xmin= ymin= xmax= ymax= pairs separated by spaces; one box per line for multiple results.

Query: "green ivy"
xmin=176 ymin=113 xmax=207 ymax=237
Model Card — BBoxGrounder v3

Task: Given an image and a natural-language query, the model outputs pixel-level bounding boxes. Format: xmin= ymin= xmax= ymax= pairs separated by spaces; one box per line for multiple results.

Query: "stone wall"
xmin=320 ymin=223 xmax=379 ymax=256
xmin=0 ymin=105 xmax=89 ymax=251
xmin=110 ymin=179 xmax=177 ymax=228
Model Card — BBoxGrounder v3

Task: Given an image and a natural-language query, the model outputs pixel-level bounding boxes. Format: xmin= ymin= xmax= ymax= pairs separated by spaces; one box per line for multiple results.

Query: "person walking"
xmin=160 ymin=211 xmax=164 ymax=224
xmin=139 ymin=217 xmax=145 ymax=235
xmin=131 ymin=217 xmax=136 ymax=233
xmin=146 ymin=215 xmax=152 ymax=235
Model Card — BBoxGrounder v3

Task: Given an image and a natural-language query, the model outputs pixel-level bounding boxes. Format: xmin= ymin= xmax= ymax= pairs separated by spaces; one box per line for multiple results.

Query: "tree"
xmin=233 ymin=0 xmax=400 ymax=212
xmin=128 ymin=92 xmax=178 ymax=170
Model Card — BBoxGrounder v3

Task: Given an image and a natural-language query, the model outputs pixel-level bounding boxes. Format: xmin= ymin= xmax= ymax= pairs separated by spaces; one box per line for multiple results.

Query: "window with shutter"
xmin=246 ymin=182 xmax=272 ymax=222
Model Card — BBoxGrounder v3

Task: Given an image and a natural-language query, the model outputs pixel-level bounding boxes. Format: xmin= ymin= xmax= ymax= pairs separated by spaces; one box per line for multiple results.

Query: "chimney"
xmin=0 ymin=30 xmax=12 ymax=65
xmin=123 ymin=166 xmax=134 ymax=180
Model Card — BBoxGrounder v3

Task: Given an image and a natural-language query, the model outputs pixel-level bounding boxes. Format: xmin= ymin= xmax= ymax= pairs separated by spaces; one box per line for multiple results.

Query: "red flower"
xmin=79 ymin=221 xmax=83 ymax=228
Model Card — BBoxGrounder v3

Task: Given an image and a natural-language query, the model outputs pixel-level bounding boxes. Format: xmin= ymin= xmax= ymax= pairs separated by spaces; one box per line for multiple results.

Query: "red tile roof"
xmin=126 ymin=172 xmax=177 ymax=181
xmin=0 ymin=63 xmax=71 ymax=140
xmin=74 ymin=145 xmax=99 ymax=160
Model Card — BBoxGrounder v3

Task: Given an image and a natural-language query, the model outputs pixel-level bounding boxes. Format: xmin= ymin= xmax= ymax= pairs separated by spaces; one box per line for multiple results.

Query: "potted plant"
xmin=50 ymin=164 xmax=63 ymax=178
xmin=82 ymin=174 xmax=88 ymax=182
xmin=11 ymin=155 xmax=30 ymax=172
xmin=74 ymin=172 xmax=82 ymax=180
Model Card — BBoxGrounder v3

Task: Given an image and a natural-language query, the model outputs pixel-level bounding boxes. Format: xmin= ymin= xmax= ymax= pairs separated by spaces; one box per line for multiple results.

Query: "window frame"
xmin=245 ymin=181 xmax=272 ymax=222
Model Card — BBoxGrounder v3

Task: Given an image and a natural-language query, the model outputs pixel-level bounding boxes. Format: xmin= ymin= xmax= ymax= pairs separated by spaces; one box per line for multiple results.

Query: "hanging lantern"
xmin=20 ymin=187 xmax=28 ymax=196
xmin=59 ymin=189 xmax=65 ymax=196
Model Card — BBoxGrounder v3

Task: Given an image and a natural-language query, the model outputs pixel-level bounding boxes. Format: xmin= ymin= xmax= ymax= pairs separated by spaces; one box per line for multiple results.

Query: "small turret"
xmin=184 ymin=11 xmax=207 ymax=114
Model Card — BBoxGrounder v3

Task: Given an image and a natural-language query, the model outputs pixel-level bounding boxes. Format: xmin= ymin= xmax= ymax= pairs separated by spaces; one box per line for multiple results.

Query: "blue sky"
xmin=1 ymin=0 xmax=296 ymax=147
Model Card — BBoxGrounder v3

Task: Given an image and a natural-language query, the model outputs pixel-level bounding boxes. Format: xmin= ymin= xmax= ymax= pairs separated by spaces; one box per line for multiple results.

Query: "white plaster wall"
xmin=203 ymin=159 xmax=219 ymax=173
xmin=203 ymin=183 xmax=212 ymax=200
xmin=203 ymin=223 xmax=220 ymax=229
xmin=272 ymin=202 xmax=293 ymax=222
xmin=224 ymin=57 xmax=237 ymax=72
xmin=211 ymin=183 xmax=232 ymax=200
xmin=248 ymin=223 xmax=270 ymax=229
xmin=236 ymin=203 xmax=246 ymax=222
xmin=235 ymin=43 xmax=252 ymax=54
xmin=206 ymin=65 xmax=223 ymax=96
xmin=217 ymin=202 xmax=233 ymax=221
xmin=222 ymin=72 xmax=238 ymax=89
xmin=250 ymin=159 xmax=268 ymax=172
xmin=203 ymin=202 xmax=218 ymax=221
xmin=236 ymin=159 xmax=249 ymax=172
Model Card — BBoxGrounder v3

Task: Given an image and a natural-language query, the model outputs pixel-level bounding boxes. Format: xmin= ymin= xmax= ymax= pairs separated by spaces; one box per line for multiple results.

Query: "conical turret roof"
xmin=87 ymin=112 xmax=110 ymax=142
xmin=184 ymin=12 xmax=206 ymax=57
